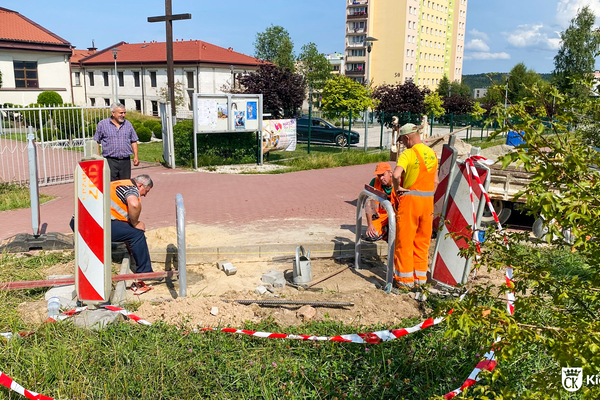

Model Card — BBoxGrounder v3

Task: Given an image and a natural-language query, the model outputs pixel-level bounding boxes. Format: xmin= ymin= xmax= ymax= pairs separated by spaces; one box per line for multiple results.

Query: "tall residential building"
xmin=344 ymin=0 xmax=467 ymax=89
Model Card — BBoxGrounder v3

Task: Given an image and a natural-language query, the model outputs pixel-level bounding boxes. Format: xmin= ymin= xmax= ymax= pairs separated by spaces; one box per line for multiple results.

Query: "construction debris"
xmin=217 ymin=261 xmax=237 ymax=276
xmin=296 ymin=305 xmax=316 ymax=321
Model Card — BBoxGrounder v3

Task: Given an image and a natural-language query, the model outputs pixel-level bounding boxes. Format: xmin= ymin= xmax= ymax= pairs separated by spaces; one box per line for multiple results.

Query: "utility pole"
xmin=148 ymin=0 xmax=191 ymax=118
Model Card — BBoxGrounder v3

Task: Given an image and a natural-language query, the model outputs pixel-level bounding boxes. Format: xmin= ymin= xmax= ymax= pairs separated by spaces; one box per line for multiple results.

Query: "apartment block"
xmin=344 ymin=0 xmax=467 ymax=89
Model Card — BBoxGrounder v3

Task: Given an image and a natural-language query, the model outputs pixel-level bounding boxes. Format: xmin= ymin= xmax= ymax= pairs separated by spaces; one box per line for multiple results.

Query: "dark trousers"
xmin=111 ymin=220 xmax=153 ymax=273
xmin=106 ymin=157 xmax=132 ymax=181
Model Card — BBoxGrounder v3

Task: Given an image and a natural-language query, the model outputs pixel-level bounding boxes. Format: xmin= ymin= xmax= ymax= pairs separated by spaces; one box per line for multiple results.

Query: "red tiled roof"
xmin=79 ymin=40 xmax=262 ymax=66
xmin=71 ymin=49 xmax=95 ymax=63
xmin=0 ymin=7 xmax=70 ymax=45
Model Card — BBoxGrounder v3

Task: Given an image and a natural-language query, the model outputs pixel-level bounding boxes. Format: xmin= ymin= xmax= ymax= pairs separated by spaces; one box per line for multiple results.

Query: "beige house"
xmin=344 ymin=0 xmax=467 ymax=89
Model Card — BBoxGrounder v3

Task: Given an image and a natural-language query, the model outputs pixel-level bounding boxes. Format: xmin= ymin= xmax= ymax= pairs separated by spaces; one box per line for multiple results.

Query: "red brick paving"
xmin=0 ymin=162 xmax=387 ymax=241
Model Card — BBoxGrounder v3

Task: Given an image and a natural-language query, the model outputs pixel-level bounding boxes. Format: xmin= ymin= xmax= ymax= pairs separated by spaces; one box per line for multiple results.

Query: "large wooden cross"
xmin=148 ymin=0 xmax=191 ymax=117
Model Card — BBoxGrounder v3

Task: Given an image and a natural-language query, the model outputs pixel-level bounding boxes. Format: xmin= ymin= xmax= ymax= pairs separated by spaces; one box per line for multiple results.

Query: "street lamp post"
xmin=504 ymin=74 xmax=510 ymax=128
xmin=112 ymin=48 xmax=120 ymax=104
xmin=363 ymin=36 xmax=378 ymax=151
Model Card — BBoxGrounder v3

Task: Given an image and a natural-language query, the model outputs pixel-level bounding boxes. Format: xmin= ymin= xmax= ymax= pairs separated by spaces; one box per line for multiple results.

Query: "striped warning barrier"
xmin=433 ymin=136 xmax=458 ymax=231
xmin=431 ymin=156 xmax=491 ymax=287
xmin=0 ymin=371 xmax=53 ymax=400
xmin=74 ymin=158 xmax=111 ymax=304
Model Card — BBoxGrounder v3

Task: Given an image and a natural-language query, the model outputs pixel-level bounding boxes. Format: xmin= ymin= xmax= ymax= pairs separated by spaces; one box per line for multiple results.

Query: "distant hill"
xmin=462 ymin=73 xmax=552 ymax=90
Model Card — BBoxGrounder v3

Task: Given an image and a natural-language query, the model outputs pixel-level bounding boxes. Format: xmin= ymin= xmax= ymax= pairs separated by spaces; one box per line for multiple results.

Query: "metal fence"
xmin=0 ymin=105 xmax=110 ymax=186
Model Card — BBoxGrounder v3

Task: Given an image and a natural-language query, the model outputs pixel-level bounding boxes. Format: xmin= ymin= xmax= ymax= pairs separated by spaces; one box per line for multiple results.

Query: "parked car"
xmin=296 ymin=117 xmax=360 ymax=147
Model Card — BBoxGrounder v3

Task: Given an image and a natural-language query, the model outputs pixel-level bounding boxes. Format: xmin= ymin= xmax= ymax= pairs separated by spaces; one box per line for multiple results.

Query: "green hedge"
xmin=173 ymin=120 xmax=257 ymax=167
xmin=136 ymin=126 xmax=152 ymax=142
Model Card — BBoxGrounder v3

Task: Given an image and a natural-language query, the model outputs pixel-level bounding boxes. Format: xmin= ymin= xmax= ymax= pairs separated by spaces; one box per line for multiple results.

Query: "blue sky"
xmin=3 ymin=0 xmax=600 ymax=75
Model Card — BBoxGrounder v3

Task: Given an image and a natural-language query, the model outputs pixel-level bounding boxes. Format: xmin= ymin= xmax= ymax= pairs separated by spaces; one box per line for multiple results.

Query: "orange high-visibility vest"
xmin=373 ymin=178 xmax=397 ymax=214
xmin=110 ymin=179 xmax=139 ymax=222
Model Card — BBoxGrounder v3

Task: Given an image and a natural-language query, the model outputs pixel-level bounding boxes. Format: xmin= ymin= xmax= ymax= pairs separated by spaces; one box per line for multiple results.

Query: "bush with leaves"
xmin=136 ymin=126 xmax=152 ymax=143
xmin=144 ymin=120 xmax=162 ymax=139
xmin=321 ymin=74 xmax=373 ymax=122
xmin=37 ymin=91 xmax=63 ymax=106
xmin=372 ymin=81 xmax=428 ymax=127
xmin=441 ymin=79 xmax=600 ymax=398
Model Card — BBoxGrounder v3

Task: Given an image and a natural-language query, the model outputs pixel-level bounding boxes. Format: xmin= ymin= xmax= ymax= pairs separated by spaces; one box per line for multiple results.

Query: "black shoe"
xmin=362 ymin=234 xmax=383 ymax=242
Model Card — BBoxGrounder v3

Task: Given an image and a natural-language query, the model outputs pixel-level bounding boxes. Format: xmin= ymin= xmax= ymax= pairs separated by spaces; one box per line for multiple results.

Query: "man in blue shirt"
xmin=93 ymin=103 xmax=139 ymax=181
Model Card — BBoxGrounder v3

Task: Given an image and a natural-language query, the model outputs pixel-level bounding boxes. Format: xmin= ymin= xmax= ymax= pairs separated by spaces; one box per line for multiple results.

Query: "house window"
xmin=104 ymin=98 xmax=110 ymax=106
xmin=88 ymin=72 xmax=95 ymax=86
xmin=188 ymin=90 xmax=194 ymax=111
xmin=151 ymin=100 xmax=158 ymax=116
xmin=150 ymin=71 xmax=157 ymax=87
xmin=332 ymin=65 xmax=340 ymax=71
xmin=187 ymin=71 xmax=194 ymax=89
xmin=13 ymin=61 xmax=38 ymax=88
xmin=90 ymin=98 xmax=96 ymax=106
xmin=135 ymin=100 xmax=141 ymax=111
xmin=133 ymin=71 xmax=140 ymax=87
xmin=119 ymin=99 xmax=125 ymax=106
xmin=103 ymin=71 xmax=109 ymax=86
xmin=118 ymin=71 xmax=124 ymax=87
xmin=75 ymin=72 xmax=81 ymax=86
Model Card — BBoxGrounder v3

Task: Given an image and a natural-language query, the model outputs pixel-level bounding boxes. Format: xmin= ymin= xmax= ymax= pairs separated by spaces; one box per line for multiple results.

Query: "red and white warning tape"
xmin=0 ymin=371 xmax=53 ymax=400
xmin=443 ymin=155 xmax=515 ymax=399
xmin=0 ymin=157 xmax=517 ymax=399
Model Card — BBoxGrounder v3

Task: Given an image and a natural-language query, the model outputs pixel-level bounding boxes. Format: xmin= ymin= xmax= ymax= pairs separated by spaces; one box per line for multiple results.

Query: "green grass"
xmin=0 ymin=183 xmax=54 ymax=212
xmin=136 ymin=141 xmax=165 ymax=164
xmin=265 ymin=145 xmax=390 ymax=173
xmin=0 ymin=250 xmax=576 ymax=399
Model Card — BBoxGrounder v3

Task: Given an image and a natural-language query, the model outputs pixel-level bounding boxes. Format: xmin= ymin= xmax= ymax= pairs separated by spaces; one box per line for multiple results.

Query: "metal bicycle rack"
xmin=354 ymin=188 xmax=396 ymax=292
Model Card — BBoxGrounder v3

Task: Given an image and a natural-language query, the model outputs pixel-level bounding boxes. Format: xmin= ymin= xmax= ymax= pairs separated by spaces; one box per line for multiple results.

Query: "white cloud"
xmin=504 ymin=24 xmax=561 ymax=50
xmin=556 ymin=0 xmax=600 ymax=28
xmin=468 ymin=29 xmax=489 ymax=41
xmin=464 ymin=52 xmax=511 ymax=60
xmin=465 ymin=39 xmax=490 ymax=52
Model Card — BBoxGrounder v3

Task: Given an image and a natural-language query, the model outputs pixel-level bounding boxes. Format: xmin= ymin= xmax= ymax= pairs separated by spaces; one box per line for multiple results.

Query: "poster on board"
xmin=234 ymin=111 xmax=246 ymax=130
xmin=196 ymin=99 xmax=217 ymax=129
xmin=247 ymin=101 xmax=257 ymax=120
xmin=262 ymin=119 xmax=296 ymax=153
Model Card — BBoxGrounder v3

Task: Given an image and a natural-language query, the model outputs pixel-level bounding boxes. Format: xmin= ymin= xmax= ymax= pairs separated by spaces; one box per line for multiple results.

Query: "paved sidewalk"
xmin=1 ymin=161 xmax=392 ymax=251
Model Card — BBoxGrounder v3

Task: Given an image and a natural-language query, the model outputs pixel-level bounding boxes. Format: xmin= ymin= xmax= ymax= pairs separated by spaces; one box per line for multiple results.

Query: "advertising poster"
xmin=196 ymin=99 xmax=217 ymax=129
xmin=247 ymin=101 xmax=257 ymax=120
xmin=262 ymin=119 xmax=297 ymax=153
xmin=234 ymin=111 xmax=246 ymax=129
xmin=217 ymin=103 xmax=228 ymax=119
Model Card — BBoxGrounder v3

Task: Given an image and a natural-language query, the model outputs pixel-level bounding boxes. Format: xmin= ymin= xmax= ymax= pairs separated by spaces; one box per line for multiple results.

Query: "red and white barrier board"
xmin=431 ymin=158 xmax=490 ymax=287
xmin=433 ymin=137 xmax=458 ymax=231
xmin=74 ymin=158 xmax=111 ymax=303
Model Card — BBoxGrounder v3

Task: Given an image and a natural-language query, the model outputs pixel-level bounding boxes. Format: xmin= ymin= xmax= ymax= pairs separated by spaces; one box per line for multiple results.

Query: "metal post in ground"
xmin=348 ymin=110 xmax=352 ymax=150
xmin=379 ymin=111 xmax=384 ymax=150
xmin=176 ymin=194 xmax=187 ymax=297
xmin=430 ymin=112 xmax=434 ymax=137
xmin=307 ymin=90 xmax=312 ymax=154
xmin=27 ymin=127 xmax=40 ymax=237
xmin=364 ymin=109 xmax=368 ymax=152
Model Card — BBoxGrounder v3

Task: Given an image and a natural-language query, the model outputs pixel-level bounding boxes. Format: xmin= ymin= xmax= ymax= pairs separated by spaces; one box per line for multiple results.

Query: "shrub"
xmin=37 ymin=91 xmax=63 ymax=106
xmin=36 ymin=128 xmax=61 ymax=142
xmin=85 ymin=124 xmax=97 ymax=136
xmin=144 ymin=120 xmax=162 ymax=139
xmin=173 ymin=120 xmax=194 ymax=165
xmin=136 ymin=126 xmax=152 ymax=142
xmin=53 ymin=104 xmax=83 ymax=138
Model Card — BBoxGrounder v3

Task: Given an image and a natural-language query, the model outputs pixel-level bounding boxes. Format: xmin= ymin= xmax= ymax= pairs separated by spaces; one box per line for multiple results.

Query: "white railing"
xmin=0 ymin=105 xmax=110 ymax=186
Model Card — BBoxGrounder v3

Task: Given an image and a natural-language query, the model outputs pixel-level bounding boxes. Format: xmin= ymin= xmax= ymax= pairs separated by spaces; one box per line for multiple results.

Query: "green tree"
xmin=254 ymin=25 xmax=295 ymax=71
xmin=449 ymin=80 xmax=472 ymax=98
xmin=158 ymin=81 xmax=186 ymax=108
xmin=507 ymin=62 xmax=546 ymax=103
xmin=297 ymin=42 xmax=331 ymax=93
xmin=424 ymin=92 xmax=445 ymax=118
xmin=553 ymin=5 xmax=600 ymax=98
xmin=444 ymin=79 xmax=600 ymax=398
xmin=37 ymin=91 xmax=63 ymax=106
xmin=436 ymin=75 xmax=451 ymax=97
xmin=321 ymin=75 xmax=373 ymax=120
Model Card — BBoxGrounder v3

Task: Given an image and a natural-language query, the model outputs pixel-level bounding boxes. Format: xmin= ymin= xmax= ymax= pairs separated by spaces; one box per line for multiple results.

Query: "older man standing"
xmin=392 ymin=123 xmax=438 ymax=290
xmin=94 ymin=103 xmax=139 ymax=181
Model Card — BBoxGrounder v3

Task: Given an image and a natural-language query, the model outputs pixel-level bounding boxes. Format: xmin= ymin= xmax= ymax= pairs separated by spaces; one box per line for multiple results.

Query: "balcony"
xmin=345 ymin=69 xmax=365 ymax=76
xmin=347 ymin=26 xmax=367 ymax=34
xmin=347 ymin=12 xmax=368 ymax=19
xmin=346 ymin=55 xmax=366 ymax=63
xmin=348 ymin=0 xmax=368 ymax=6
xmin=346 ymin=41 xmax=366 ymax=48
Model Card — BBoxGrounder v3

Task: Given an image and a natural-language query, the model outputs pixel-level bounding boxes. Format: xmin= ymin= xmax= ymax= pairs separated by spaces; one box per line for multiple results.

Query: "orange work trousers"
xmin=393 ymin=194 xmax=433 ymax=288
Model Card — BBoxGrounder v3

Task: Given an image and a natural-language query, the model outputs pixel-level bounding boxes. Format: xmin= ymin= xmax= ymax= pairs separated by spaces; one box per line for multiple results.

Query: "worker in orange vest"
xmin=111 ymin=174 xmax=154 ymax=294
xmin=364 ymin=162 xmax=396 ymax=242
xmin=392 ymin=123 xmax=439 ymax=290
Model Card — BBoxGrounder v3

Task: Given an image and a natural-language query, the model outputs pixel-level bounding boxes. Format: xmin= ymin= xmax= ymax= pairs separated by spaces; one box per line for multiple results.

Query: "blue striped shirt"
xmin=93 ymin=118 xmax=139 ymax=158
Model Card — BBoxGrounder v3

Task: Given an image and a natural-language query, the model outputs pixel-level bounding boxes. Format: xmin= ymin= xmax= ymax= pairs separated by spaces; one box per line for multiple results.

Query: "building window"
xmin=88 ymin=72 xmax=95 ymax=86
xmin=90 ymin=98 xmax=96 ymax=106
xmin=349 ymin=49 xmax=365 ymax=57
xmin=151 ymin=100 xmax=158 ymax=117
xmin=104 ymin=98 xmax=110 ymax=106
xmin=118 ymin=71 xmax=124 ymax=87
xmin=133 ymin=71 xmax=140 ymax=87
xmin=135 ymin=100 xmax=141 ymax=111
xmin=74 ymin=72 xmax=81 ymax=86
xmin=119 ymin=99 xmax=125 ymax=106
xmin=188 ymin=90 xmax=194 ymax=111
xmin=332 ymin=65 xmax=340 ymax=71
xmin=103 ymin=71 xmax=109 ymax=86
xmin=187 ymin=71 xmax=194 ymax=89
xmin=13 ymin=61 xmax=38 ymax=88
xmin=150 ymin=71 xmax=157 ymax=87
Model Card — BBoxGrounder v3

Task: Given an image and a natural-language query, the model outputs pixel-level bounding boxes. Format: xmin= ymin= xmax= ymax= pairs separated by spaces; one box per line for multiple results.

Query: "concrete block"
xmin=255 ymin=285 xmax=268 ymax=295
xmin=210 ymin=307 xmax=219 ymax=316
xmin=262 ymin=270 xmax=284 ymax=285
xmin=223 ymin=265 xmax=237 ymax=276
xmin=45 ymin=282 xmax=75 ymax=301
xmin=297 ymin=305 xmax=316 ymax=321
xmin=272 ymin=278 xmax=286 ymax=289
xmin=72 ymin=309 xmax=123 ymax=331
xmin=217 ymin=261 xmax=231 ymax=270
